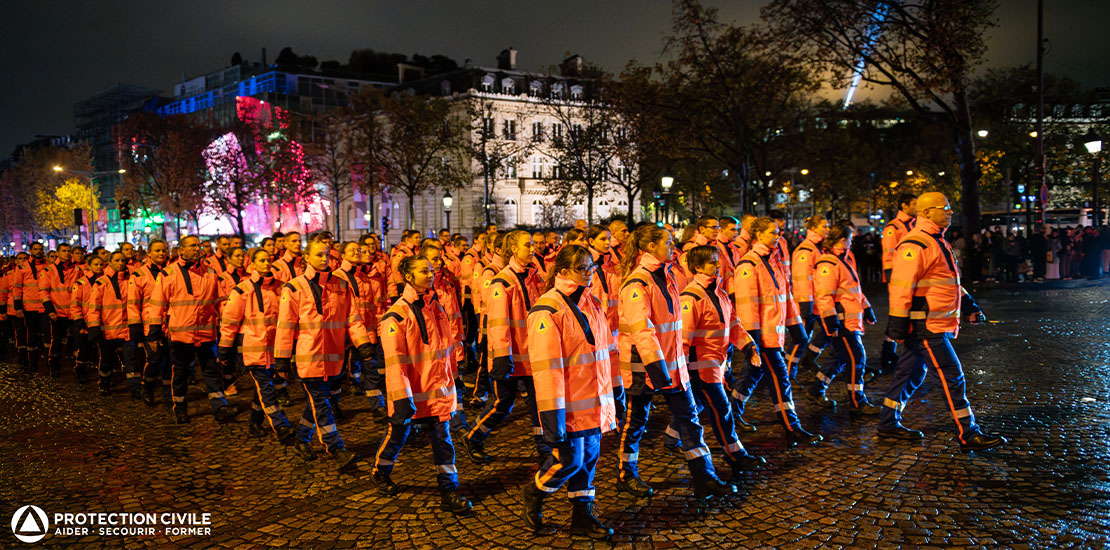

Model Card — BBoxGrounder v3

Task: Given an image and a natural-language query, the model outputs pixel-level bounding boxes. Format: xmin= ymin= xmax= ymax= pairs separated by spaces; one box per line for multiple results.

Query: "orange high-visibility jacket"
xmin=148 ymin=259 xmax=221 ymax=344
xmin=474 ymin=255 xmax=506 ymax=335
xmin=887 ymin=218 xmax=981 ymax=340
xmin=362 ymin=251 xmax=389 ymax=322
xmin=733 ymin=229 xmax=752 ymax=260
xmin=88 ymin=267 xmax=131 ymax=341
xmin=460 ymin=244 xmax=486 ymax=301
xmin=335 ymin=260 xmax=378 ymax=344
xmin=379 ymin=284 xmax=458 ymax=421
xmin=881 ymin=210 xmax=916 ymax=275
xmin=0 ymin=267 xmax=11 ymax=318
xmin=388 ymin=243 xmax=415 ymax=299
xmin=39 ymin=260 xmax=79 ymax=318
xmin=678 ymin=233 xmax=734 ymax=295
xmin=69 ymin=272 xmax=97 ymax=326
xmin=433 ymin=265 xmax=464 ymax=364
xmin=11 ymin=258 xmax=48 ymax=313
xmin=776 ymin=235 xmax=792 ymax=273
xmin=219 ymin=272 xmax=283 ymax=367
xmin=328 ymin=248 xmax=341 ymax=271
xmin=618 ymin=253 xmax=689 ymax=392
xmin=486 ymin=257 xmax=544 ymax=379
xmin=217 ymin=268 xmax=248 ymax=311
xmin=790 ymin=231 xmax=825 ymax=306
xmin=814 ymin=247 xmax=872 ymax=335
xmin=128 ymin=261 xmax=167 ymax=339
xmin=206 ymin=251 xmax=229 ymax=276
xmin=681 ymin=273 xmax=753 ymax=384
xmin=271 ymin=251 xmax=305 ymax=283
xmin=588 ymin=248 xmax=620 ymax=334
xmin=734 ymin=241 xmax=803 ymax=349
xmin=274 ymin=266 xmax=370 ymax=379
xmin=529 ymin=275 xmax=618 ymax=441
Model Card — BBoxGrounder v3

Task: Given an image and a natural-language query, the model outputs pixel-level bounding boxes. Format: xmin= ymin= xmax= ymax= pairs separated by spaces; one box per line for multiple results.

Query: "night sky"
xmin=1 ymin=0 xmax=1107 ymax=158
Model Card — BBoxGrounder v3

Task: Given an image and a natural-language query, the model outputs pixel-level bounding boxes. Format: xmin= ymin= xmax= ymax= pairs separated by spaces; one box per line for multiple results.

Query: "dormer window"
xmin=570 ymin=85 xmax=583 ymax=100
xmin=501 ymin=77 xmax=515 ymax=94
xmin=481 ymin=74 xmax=494 ymax=92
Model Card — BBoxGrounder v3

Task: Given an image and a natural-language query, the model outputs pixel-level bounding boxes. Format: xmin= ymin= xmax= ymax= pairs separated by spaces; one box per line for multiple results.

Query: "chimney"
xmin=497 ymin=48 xmax=517 ymax=71
xmin=261 ymin=47 xmax=267 ymax=67
xmin=560 ymin=54 xmax=584 ymax=77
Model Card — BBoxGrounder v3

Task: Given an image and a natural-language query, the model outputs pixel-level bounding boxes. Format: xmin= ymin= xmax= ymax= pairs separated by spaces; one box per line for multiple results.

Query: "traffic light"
xmin=119 ymin=200 xmax=133 ymax=220
xmin=73 ymin=208 xmax=83 ymax=226
xmin=381 ymin=215 xmax=390 ymax=232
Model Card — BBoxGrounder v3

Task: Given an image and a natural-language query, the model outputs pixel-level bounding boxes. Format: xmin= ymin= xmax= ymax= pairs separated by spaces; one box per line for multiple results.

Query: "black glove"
xmin=217 ymin=346 xmax=234 ymax=366
xmin=146 ymin=325 xmax=164 ymax=341
xmin=961 ymin=293 xmax=983 ymax=317
xmin=886 ymin=316 xmax=910 ymax=341
xmin=73 ymin=319 xmax=87 ymax=332
xmin=390 ymin=397 xmax=416 ymax=425
xmin=357 ymin=342 xmax=375 ymax=362
xmin=643 ymin=360 xmax=673 ymax=389
xmin=490 ymin=356 xmax=515 ymax=380
xmin=969 ymin=311 xmax=987 ymax=325
xmin=274 ymin=357 xmax=292 ymax=374
xmin=798 ymin=301 xmax=814 ymax=322
xmin=821 ymin=315 xmax=840 ymax=336
xmin=129 ymin=323 xmax=144 ymax=344
xmin=788 ymin=323 xmax=809 ymax=346
xmin=87 ymin=325 xmax=102 ymax=341
xmin=864 ymin=307 xmax=877 ymax=325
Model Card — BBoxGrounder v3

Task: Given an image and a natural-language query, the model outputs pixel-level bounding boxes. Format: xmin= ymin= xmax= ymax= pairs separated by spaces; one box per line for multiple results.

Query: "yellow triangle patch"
xmin=681 ymin=302 xmax=691 ymax=312
xmin=630 ymin=289 xmax=642 ymax=302
xmin=492 ymin=288 xmax=502 ymax=299
xmin=820 ymin=267 xmax=830 ymax=276
xmin=536 ymin=320 xmax=549 ymax=333
xmin=902 ymin=249 xmax=915 ymax=261
xmin=387 ymin=323 xmax=398 ymax=335
xmin=799 ymin=255 xmax=806 ymax=262
xmin=740 ymin=268 xmax=751 ymax=279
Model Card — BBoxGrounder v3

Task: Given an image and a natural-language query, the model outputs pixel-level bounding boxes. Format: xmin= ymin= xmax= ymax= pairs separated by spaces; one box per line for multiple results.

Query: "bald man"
xmin=880 ymin=192 xmax=1004 ymax=452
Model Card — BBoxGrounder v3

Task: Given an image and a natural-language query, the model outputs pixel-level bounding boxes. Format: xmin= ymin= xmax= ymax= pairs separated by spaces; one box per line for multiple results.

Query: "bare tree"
xmin=303 ymin=110 xmax=355 ymax=236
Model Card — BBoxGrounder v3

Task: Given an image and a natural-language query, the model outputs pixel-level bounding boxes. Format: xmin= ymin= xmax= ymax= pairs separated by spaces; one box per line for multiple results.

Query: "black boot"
xmin=142 ymin=385 xmax=157 ymax=407
xmin=462 ymin=437 xmax=492 ymax=464
xmin=959 ymin=431 xmax=1006 ymax=452
xmin=333 ymin=448 xmax=360 ymax=469
xmin=785 ymin=427 xmax=822 ymax=447
xmin=331 ymin=403 xmax=348 ymax=421
xmin=275 ymin=387 xmax=294 ymax=407
xmin=174 ymin=409 xmax=190 ymax=424
xmin=214 ymin=404 xmax=240 ymax=423
xmin=371 ymin=471 xmax=398 ymax=495
xmin=130 ymin=386 xmax=143 ymax=400
xmin=248 ymin=422 xmax=266 ymax=438
xmin=735 ymin=416 xmax=757 ymax=433
xmin=806 ymin=383 xmax=837 ymax=409
xmin=694 ymin=477 xmax=737 ymax=499
xmin=877 ymin=425 xmax=924 ymax=441
xmin=848 ymin=400 xmax=881 ymax=416
xmin=570 ymin=501 xmax=613 ymax=540
xmin=879 ymin=340 xmax=898 ymax=375
xmin=615 ymin=476 xmax=654 ymax=498
xmin=293 ymin=441 xmax=317 ymax=461
xmin=275 ymin=424 xmax=296 ymax=444
xmin=521 ymin=484 xmax=545 ymax=531
xmin=74 ymin=364 xmax=89 ymax=384
xmin=440 ymin=489 xmax=472 ymax=515
xmin=48 ymin=361 xmax=61 ymax=378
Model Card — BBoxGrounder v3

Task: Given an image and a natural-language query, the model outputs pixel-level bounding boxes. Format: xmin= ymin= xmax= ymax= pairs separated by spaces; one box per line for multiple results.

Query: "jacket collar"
xmin=637 ymin=252 xmax=664 ymax=272
xmin=340 ymin=259 xmax=358 ymax=272
xmin=692 ymin=272 xmax=714 ymax=288
xmin=402 ymin=283 xmax=437 ymax=304
xmin=304 ymin=265 xmax=327 ymax=282
xmin=508 ymin=256 xmax=530 ymax=274
xmin=896 ymin=210 xmax=915 ymax=224
xmin=916 ymin=217 xmax=945 ymax=236
xmin=805 ymin=231 xmax=824 ymax=246
xmin=752 ymin=241 xmax=772 ymax=256
xmin=691 ymin=233 xmax=710 ymax=247
xmin=554 ymin=274 xmax=581 ymax=296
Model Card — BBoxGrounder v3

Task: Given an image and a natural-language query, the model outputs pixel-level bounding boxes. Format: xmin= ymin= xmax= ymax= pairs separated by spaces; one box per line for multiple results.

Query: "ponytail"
xmin=544 ymin=244 xmax=590 ymax=292
xmin=618 ymin=224 xmax=668 ymax=281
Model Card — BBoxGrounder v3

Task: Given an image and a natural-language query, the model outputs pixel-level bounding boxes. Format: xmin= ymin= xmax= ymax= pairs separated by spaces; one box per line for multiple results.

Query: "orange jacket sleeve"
xmin=733 ymin=260 xmax=761 ymax=344
xmin=219 ymin=285 xmax=246 ymax=349
xmin=680 ymin=292 xmax=696 ymax=358
xmin=619 ymin=279 xmax=670 ymax=388
xmin=886 ymin=241 xmax=925 ymax=340
xmin=379 ymin=310 xmax=415 ymax=420
xmin=527 ymin=305 xmax=567 ymax=442
xmin=274 ymin=283 xmax=297 ymax=360
xmin=147 ymin=272 xmax=169 ymax=335
xmin=485 ymin=279 xmax=514 ymax=379
xmin=87 ymin=281 xmax=104 ymax=329
xmin=344 ymin=286 xmax=370 ymax=348
xmin=814 ymin=259 xmax=839 ymax=336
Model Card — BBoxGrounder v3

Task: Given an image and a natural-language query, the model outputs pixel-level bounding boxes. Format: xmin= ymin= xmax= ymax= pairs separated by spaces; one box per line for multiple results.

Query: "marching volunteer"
xmin=39 ymin=242 xmax=79 ymax=377
xmin=274 ymin=239 xmax=372 ymax=468
xmin=216 ymin=247 xmax=248 ymax=309
xmin=332 ymin=241 xmax=374 ymax=421
xmin=607 ymin=219 xmax=629 ymax=264
xmin=880 ymin=192 xmax=1005 ymax=451
xmin=808 ymin=222 xmax=880 ymax=414
xmin=616 ymin=224 xmax=734 ymax=500
xmin=732 ymin=217 xmax=822 ymax=446
xmin=467 ymin=232 xmax=506 ymax=408
xmin=662 ymin=245 xmax=766 ymax=481
xmin=272 ymin=231 xmax=305 ymax=283
xmin=586 ymin=225 xmax=623 ymax=426
xmin=520 ymin=245 xmax=616 ymax=540
xmin=88 ymin=252 xmax=137 ymax=397
xmin=11 ymin=241 xmax=49 ymax=373
xmin=206 ymin=235 xmax=231 ymax=276
xmin=460 ymin=232 xmax=488 ymax=391
xmin=676 ymin=216 xmax=723 ymax=293
xmin=388 ymin=230 xmax=420 ymax=301
xmin=70 ymin=255 xmax=103 ymax=383
xmin=878 ymin=193 xmax=917 ymax=375
xmin=358 ymin=233 xmax=389 ymax=414
xmin=463 ymin=230 xmax=549 ymax=464
xmin=733 ymin=214 xmax=756 ymax=259
xmin=372 ymin=254 xmax=473 ymax=515
xmin=420 ymin=239 xmax=471 ymax=433
xmin=218 ymin=248 xmax=294 ymax=442
xmin=790 ymin=215 xmax=830 ymax=379
xmin=148 ymin=235 xmax=239 ymax=425
xmin=128 ymin=239 xmax=170 ymax=406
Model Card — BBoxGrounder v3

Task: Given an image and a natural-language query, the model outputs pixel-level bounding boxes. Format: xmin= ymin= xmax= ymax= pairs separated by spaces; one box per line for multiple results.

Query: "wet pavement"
xmin=2 ymin=283 xmax=1109 ymax=548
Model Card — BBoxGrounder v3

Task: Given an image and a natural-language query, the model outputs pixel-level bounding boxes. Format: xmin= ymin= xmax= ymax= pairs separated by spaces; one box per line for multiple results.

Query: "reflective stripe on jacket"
xmin=271 ymin=251 xmax=304 ymax=283
xmin=618 ymin=253 xmax=688 ymax=392
xmin=335 ymin=260 xmax=378 ymax=344
xmin=70 ymin=275 xmax=96 ymax=324
xmin=88 ymin=267 xmax=131 ymax=340
xmin=12 ymin=259 xmax=48 ymax=312
xmin=529 ymin=275 xmax=617 ymax=441
xmin=129 ymin=262 xmax=166 ymax=337
xmin=274 ymin=266 xmax=370 ymax=378
xmin=887 ymin=218 xmax=979 ymax=339
xmin=733 ymin=241 xmax=802 ymax=349
xmin=219 ymin=272 xmax=283 ymax=367
xmin=881 ymin=211 xmax=916 ymax=273
xmin=380 ymin=284 xmax=458 ymax=421
xmin=39 ymin=261 xmax=78 ymax=318
xmin=148 ymin=258 xmax=220 ymax=344
xmin=814 ymin=247 xmax=871 ymax=334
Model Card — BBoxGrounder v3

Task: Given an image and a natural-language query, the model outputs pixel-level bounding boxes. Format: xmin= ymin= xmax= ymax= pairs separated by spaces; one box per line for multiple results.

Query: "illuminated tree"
xmin=34 ymin=179 xmax=99 ymax=235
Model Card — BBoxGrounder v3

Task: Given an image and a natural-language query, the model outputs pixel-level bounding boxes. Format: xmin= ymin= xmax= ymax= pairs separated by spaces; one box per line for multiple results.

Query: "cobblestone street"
xmin=2 ymin=283 xmax=1109 ymax=549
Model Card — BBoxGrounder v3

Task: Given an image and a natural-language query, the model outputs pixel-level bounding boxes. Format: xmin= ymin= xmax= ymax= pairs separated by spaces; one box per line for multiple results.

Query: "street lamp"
xmin=800 ymin=168 xmax=809 ymax=176
xmin=1083 ymin=129 xmax=1102 ymax=226
xmin=53 ymin=165 xmax=126 ymax=247
xmin=660 ymin=172 xmax=674 ymax=224
xmin=442 ymin=190 xmax=453 ymax=233
xmin=977 ymin=129 xmax=989 ymax=138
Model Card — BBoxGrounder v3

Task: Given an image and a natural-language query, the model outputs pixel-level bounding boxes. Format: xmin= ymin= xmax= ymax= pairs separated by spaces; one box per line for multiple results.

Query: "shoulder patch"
xmin=681 ymin=301 xmax=691 ymax=312
xmin=739 ymin=266 xmax=753 ymax=279
xmin=901 ymin=248 xmax=917 ymax=261
xmin=819 ymin=266 xmax=831 ymax=277
xmin=535 ymin=317 xmax=550 ymax=334
xmin=798 ymin=254 xmax=807 ymax=263
xmin=629 ymin=288 xmax=643 ymax=302
xmin=884 ymin=226 xmax=895 ymax=237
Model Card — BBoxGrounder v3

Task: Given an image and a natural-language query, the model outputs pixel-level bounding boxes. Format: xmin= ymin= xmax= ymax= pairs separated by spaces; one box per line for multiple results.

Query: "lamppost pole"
xmin=661 ymin=172 xmax=674 ymax=226
xmin=442 ymin=189 xmax=453 ymax=233
xmin=1084 ymin=130 xmax=1102 ymax=226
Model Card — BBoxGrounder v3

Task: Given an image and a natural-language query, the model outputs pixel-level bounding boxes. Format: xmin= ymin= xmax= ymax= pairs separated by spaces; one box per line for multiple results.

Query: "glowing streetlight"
xmin=977 ymin=129 xmax=989 ymax=138
xmin=800 ymin=169 xmax=809 ymax=176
